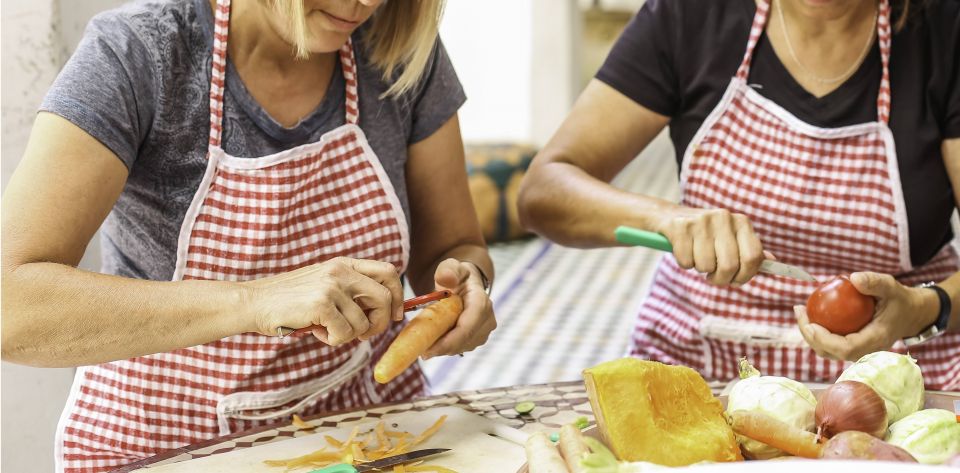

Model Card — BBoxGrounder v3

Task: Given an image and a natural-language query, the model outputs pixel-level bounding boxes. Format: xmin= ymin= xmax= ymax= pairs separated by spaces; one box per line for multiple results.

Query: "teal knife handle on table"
xmin=308 ymin=464 xmax=356 ymax=473
xmin=614 ymin=226 xmax=675 ymax=252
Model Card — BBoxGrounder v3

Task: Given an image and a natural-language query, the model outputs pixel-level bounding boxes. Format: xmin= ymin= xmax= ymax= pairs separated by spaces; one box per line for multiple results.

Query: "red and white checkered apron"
xmin=631 ymin=0 xmax=959 ymax=390
xmin=55 ymin=1 xmax=425 ymax=471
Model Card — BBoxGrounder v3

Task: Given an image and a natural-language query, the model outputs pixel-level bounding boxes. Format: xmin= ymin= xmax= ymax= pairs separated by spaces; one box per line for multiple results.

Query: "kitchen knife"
xmin=308 ymin=448 xmax=451 ymax=472
xmin=614 ymin=225 xmax=816 ymax=282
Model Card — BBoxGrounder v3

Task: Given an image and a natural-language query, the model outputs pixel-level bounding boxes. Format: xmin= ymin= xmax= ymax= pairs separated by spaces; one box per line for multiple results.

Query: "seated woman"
xmin=1 ymin=0 xmax=496 ymax=471
xmin=519 ymin=0 xmax=959 ymax=388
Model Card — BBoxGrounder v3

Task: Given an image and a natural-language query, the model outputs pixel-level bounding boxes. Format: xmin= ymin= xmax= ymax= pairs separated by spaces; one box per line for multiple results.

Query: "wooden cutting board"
xmin=135 ymin=406 xmax=529 ymax=473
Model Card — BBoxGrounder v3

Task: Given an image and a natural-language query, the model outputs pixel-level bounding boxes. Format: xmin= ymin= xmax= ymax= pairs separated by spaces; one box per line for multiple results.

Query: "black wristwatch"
xmin=903 ymin=283 xmax=951 ymax=347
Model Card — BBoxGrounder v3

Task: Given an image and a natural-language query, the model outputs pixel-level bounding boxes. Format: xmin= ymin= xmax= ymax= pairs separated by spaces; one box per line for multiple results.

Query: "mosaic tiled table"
xmin=116 ymin=380 xmax=729 ymax=472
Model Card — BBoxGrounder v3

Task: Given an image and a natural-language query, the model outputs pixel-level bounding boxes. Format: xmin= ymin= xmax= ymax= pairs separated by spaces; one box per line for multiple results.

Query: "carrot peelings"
xmin=374 ymin=294 xmax=463 ymax=383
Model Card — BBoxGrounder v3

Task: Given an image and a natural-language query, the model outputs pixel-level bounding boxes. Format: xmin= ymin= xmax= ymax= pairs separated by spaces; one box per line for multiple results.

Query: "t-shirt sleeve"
xmin=944 ymin=10 xmax=960 ymax=138
xmin=407 ymin=37 xmax=466 ymax=143
xmin=39 ymin=11 xmax=157 ymax=170
xmin=595 ymin=0 xmax=679 ymax=117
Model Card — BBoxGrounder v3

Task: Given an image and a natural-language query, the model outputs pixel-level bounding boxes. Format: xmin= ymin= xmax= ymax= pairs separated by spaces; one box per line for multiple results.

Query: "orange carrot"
xmin=728 ymin=410 xmax=823 ymax=459
xmin=374 ymin=295 xmax=463 ymax=383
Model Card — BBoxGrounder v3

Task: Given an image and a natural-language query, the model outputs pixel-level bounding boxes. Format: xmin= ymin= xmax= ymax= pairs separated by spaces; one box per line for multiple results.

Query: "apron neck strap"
xmin=207 ymin=0 xmax=361 ymax=149
xmin=735 ymin=0 xmax=893 ymax=125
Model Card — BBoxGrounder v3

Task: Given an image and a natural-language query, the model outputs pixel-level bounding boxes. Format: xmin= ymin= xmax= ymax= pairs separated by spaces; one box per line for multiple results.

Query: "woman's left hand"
xmin=795 ymin=272 xmax=938 ymax=361
xmin=421 ymin=258 xmax=496 ymax=358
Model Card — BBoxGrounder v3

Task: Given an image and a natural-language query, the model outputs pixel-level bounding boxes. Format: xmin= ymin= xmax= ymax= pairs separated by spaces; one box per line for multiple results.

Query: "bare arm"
xmin=518 ymin=80 xmax=766 ymax=286
xmin=517 ymin=79 xmax=670 ymax=248
xmin=405 ymin=114 xmax=495 ymax=356
xmin=1 ymin=113 xmax=250 ymax=367
xmin=2 ymin=114 xmax=403 ymax=367
xmin=936 ymin=137 xmax=960 ymax=332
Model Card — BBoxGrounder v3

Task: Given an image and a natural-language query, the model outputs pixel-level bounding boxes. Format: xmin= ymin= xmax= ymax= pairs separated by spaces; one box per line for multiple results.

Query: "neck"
xmin=220 ymin=0 xmax=335 ymax=77
xmin=780 ymin=0 xmax=877 ymax=40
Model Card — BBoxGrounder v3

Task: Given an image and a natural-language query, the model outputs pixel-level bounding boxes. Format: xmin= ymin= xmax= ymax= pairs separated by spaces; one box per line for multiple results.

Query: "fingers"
xmin=849 ymin=272 xmax=896 ymax=298
xmin=343 ymin=273 xmax=394 ymax=339
xmin=666 ymin=209 xmax=763 ymax=286
xmin=315 ymin=297 xmax=354 ymax=346
xmin=733 ymin=217 xmax=764 ymax=285
xmin=434 ymin=258 xmax=469 ymax=290
xmin=423 ymin=288 xmax=496 ymax=358
xmin=341 ymin=257 xmax=404 ymax=321
xmin=795 ymin=305 xmax=890 ymax=361
xmin=709 ymin=232 xmax=739 ymax=286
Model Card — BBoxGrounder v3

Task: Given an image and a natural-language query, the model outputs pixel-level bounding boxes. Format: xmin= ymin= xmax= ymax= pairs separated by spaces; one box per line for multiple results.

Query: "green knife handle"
xmin=308 ymin=464 xmax=357 ymax=473
xmin=614 ymin=226 xmax=674 ymax=253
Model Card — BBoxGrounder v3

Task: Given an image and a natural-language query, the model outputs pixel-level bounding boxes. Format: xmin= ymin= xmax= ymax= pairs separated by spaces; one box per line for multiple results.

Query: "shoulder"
xmin=83 ymin=0 xmax=205 ymax=61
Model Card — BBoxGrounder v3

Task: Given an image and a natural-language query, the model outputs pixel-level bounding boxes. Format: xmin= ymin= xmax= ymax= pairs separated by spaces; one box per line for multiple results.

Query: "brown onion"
xmin=815 ymin=380 xmax=887 ymax=439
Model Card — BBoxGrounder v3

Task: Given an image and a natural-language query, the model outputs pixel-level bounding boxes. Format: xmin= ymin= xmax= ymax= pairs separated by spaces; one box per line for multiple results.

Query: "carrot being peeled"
xmin=374 ymin=294 xmax=463 ymax=384
xmin=728 ymin=410 xmax=823 ymax=459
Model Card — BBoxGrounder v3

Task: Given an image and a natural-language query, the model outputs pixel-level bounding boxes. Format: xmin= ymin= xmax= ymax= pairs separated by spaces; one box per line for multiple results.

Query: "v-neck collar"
xmin=194 ymin=0 xmax=346 ymax=145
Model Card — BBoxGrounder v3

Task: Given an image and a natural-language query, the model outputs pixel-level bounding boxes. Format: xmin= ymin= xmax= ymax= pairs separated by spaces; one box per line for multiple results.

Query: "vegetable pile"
xmin=558 ymin=351 xmax=959 ymax=472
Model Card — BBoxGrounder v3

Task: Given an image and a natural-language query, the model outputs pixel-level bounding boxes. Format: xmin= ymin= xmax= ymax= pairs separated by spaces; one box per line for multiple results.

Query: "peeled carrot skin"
xmin=374 ymin=295 xmax=463 ymax=384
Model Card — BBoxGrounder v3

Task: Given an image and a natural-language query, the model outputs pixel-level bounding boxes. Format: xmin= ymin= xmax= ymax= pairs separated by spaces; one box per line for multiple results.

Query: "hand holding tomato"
xmin=795 ymin=272 xmax=940 ymax=361
xmin=806 ymin=275 xmax=875 ymax=335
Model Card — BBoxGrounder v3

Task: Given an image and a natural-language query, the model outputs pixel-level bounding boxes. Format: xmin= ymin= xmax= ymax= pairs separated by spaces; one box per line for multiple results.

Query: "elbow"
xmin=517 ymin=169 xmax=545 ymax=235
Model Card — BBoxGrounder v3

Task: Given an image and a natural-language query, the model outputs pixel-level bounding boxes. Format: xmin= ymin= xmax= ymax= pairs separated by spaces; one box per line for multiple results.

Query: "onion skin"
xmin=815 ymin=381 xmax=887 ymax=439
xmin=820 ymin=431 xmax=917 ymax=462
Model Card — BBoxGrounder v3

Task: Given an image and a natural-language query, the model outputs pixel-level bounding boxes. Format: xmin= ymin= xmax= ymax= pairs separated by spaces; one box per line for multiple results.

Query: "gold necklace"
xmin=777 ymin=0 xmax=878 ymax=85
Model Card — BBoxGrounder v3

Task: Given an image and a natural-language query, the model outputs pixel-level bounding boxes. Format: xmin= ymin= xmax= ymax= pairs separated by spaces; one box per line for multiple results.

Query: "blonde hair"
xmin=272 ymin=0 xmax=446 ymax=98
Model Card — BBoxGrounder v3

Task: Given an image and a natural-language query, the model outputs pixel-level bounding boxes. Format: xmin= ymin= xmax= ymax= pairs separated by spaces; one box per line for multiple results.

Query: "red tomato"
xmin=806 ymin=275 xmax=875 ymax=335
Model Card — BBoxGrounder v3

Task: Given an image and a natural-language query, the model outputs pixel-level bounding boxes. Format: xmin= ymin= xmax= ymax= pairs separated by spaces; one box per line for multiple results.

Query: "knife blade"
xmin=614 ymin=225 xmax=817 ymax=282
xmin=306 ymin=448 xmax=451 ymax=473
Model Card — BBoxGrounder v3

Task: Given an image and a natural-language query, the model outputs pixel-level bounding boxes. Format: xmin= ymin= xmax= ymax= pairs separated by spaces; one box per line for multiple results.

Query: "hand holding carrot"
xmin=421 ymin=258 xmax=496 ymax=359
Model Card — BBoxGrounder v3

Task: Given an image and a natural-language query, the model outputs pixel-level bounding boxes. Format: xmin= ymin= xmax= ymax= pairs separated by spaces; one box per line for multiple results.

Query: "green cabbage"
xmin=886 ymin=409 xmax=960 ymax=465
xmin=725 ymin=359 xmax=817 ymax=459
xmin=837 ymin=351 xmax=924 ymax=424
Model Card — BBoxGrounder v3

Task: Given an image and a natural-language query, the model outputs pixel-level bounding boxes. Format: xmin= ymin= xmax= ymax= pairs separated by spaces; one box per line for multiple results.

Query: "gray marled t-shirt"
xmin=41 ymin=0 xmax=466 ymax=281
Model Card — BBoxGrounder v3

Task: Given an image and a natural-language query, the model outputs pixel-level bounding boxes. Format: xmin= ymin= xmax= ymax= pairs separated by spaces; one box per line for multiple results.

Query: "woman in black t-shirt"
xmin=518 ymin=0 xmax=960 ymax=389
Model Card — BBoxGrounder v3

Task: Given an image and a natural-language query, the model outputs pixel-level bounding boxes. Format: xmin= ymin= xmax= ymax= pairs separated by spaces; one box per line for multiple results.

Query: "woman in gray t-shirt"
xmin=1 ymin=1 xmax=495 ymax=471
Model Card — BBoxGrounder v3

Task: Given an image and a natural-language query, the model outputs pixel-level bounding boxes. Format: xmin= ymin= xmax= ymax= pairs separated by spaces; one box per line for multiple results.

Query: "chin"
xmin=792 ymin=0 xmax=863 ymax=19
xmin=303 ymin=31 xmax=353 ymax=54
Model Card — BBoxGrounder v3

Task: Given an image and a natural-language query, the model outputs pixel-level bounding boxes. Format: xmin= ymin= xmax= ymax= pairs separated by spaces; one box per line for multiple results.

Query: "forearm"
xmin=519 ymin=159 xmax=679 ymax=248
xmin=408 ymin=243 xmax=493 ymax=296
xmin=2 ymin=262 xmax=249 ymax=367
xmin=929 ymin=270 xmax=960 ymax=333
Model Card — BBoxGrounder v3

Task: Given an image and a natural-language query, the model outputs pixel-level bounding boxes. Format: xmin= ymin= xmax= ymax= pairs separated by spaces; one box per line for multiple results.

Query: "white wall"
xmin=441 ymin=0 xmax=581 ymax=147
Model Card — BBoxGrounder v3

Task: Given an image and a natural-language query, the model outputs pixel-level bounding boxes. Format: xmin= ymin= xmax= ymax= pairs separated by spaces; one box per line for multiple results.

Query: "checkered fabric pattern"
xmin=632 ymin=0 xmax=960 ymax=389
xmin=56 ymin=1 xmax=423 ymax=471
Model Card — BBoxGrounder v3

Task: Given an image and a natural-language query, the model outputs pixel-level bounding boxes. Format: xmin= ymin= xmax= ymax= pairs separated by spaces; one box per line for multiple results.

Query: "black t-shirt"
xmin=597 ymin=0 xmax=960 ymax=267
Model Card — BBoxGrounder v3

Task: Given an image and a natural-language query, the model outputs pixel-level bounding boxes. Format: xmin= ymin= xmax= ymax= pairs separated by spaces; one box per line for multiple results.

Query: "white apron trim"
xmin=172 ymin=148 xmax=222 ymax=282
xmin=679 ymin=77 xmax=913 ymax=273
xmin=171 ymin=123 xmax=411 ymax=281
xmin=54 ymin=367 xmax=89 ymax=473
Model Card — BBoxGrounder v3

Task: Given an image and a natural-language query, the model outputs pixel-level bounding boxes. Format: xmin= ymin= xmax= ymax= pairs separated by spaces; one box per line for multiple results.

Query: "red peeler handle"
xmin=280 ymin=290 xmax=452 ymax=338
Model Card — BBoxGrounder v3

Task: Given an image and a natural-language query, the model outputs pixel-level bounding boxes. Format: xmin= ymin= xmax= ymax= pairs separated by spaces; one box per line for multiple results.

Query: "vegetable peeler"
xmin=307 ymin=448 xmax=450 ymax=472
xmin=278 ymin=290 xmax=452 ymax=338
xmin=614 ymin=225 xmax=817 ymax=282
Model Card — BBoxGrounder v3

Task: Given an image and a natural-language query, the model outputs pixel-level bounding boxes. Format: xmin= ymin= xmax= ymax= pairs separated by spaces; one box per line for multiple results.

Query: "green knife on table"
xmin=308 ymin=448 xmax=450 ymax=473
xmin=614 ymin=225 xmax=816 ymax=282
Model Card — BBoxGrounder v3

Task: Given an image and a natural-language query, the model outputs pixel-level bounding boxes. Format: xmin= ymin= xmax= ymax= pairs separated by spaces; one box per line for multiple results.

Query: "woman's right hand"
xmin=242 ymin=257 xmax=404 ymax=345
xmin=652 ymin=206 xmax=768 ymax=286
